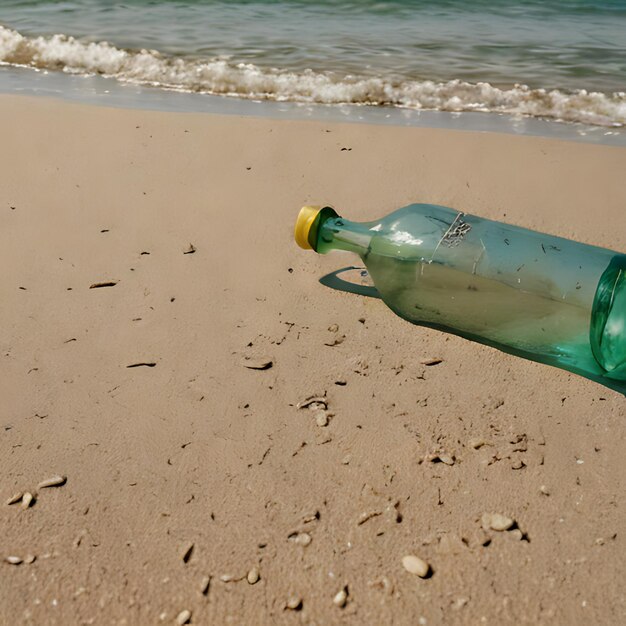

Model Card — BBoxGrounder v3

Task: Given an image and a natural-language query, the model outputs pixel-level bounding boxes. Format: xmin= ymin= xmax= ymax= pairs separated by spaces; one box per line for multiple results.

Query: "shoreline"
xmin=1 ymin=66 xmax=625 ymax=147
xmin=1 ymin=94 xmax=624 ymax=625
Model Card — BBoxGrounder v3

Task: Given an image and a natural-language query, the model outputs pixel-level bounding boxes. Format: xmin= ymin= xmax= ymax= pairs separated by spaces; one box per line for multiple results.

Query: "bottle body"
xmin=313 ymin=204 xmax=626 ymax=394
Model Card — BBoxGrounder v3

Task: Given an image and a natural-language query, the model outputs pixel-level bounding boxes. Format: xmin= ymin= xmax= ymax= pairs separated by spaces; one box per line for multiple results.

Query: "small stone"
xmin=243 ymin=357 xmax=273 ymax=370
xmin=328 ymin=324 xmax=339 ymax=333
xmin=286 ymin=595 xmax=303 ymax=610
xmin=426 ymin=452 xmax=455 ymax=465
xmin=6 ymin=492 xmax=23 ymax=506
xmin=333 ymin=587 xmax=348 ymax=608
xmin=510 ymin=459 xmax=525 ymax=470
xmin=341 ymin=455 xmax=351 ymax=465
xmin=200 ymin=575 xmax=211 ymax=595
xmin=420 ymin=358 xmax=443 ymax=366
xmin=24 ymin=554 xmax=36 ymax=564
xmin=302 ymin=511 xmax=320 ymax=524
xmin=247 ymin=567 xmax=260 ymax=585
xmin=452 ymin=597 xmax=469 ymax=610
xmin=324 ymin=334 xmax=345 ymax=347
xmin=315 ymin=410 xmax=330 ymax=427
xmin=402 ymin=555 xmax=430 ymax=578
xmin=291 ymin=532 xmax=312 ymax=546
xmin=181 ymin=542 xmax=194 ymax=563
xmin=175 ymin=609 xmax=191 ymax=625
xmin=482 ymin=513 xmax=514 ymax=532
xmin=5 ymin=556 xmax=22 ymax=565
xmin=219 ymin=574 xmax=233 ymax=582
xmin=21 ymin=492 xmax=34 ymax=509
xmin=468 ymin=439 xmax=489 ymax=450
xmin=539 ymin=485 xmax=550 ymax=496
xmin=37 ymin=475 xmax=67 ymax=489
xmin=183 ymin=243 xmax=196 ymax=255
xmin=509 ymin=529 xmax=523 ymax=541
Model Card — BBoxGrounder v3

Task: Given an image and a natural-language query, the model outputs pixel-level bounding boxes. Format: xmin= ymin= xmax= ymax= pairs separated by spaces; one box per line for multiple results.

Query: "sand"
xmin=1 ymin=95 xmax=625 ymax=625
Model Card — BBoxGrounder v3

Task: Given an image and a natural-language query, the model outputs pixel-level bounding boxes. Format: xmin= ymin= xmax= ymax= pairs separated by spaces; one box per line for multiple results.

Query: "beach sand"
xmin=1 ymin=95 xmax=625 ymax=625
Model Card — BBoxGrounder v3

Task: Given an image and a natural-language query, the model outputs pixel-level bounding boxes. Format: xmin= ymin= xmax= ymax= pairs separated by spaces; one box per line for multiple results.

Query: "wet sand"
xmin=1 ymin=95 xmax=625 ymax=625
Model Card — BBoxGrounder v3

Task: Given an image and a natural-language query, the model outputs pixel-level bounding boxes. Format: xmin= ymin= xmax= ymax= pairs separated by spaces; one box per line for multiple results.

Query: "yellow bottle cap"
xmin=294 ymin=205 xmax=321 ymax=250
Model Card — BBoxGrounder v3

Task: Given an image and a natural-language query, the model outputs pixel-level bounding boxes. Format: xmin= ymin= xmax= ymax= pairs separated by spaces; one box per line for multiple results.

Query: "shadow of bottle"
xmin=318 ymin=266 xmax=380 ymax=299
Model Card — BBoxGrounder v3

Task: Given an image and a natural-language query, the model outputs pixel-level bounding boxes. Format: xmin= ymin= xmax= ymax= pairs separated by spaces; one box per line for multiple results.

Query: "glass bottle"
xmin=294 ymin=204 xmax=626 ymax=394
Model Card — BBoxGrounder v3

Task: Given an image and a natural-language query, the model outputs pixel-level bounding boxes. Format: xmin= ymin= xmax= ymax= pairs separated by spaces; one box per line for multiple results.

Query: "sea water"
xmin=1 ymin=0 xmax=625 ymax=129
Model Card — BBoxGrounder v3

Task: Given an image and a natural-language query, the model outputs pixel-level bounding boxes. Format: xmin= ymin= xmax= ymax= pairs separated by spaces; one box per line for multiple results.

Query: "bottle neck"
xmin=316 ymin=215 xmax=373 ymax=256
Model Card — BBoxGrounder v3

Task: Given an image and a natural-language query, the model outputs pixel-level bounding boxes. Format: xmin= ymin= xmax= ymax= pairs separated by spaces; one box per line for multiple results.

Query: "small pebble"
xmin=402 ymin=554 xmax=430 ymax=578
xmin=21 ymin=492 xmax=34 ymax=509
xmin=200 ymin=575 xmax=211 ymax=595
xmin=37 ymin=475 xmax=67 ymax=490
xmin=5 ymin=556 xmax=22 ymax=565
xmin=438 ymin=454 xmax=455 ymax=466
xmin=333 ymin=587 xmax=348 ymax=608
xmin=24 ymin=554 xmax=36 ymax=564
xmin=175 ymin=609 xmax=191 ymax=625
xmin=510 ymin=459 xmax=525 ymax=470
xmin=243 ymin=357 xmax=273 ymax=370
xmin=315 ymin=410 xmax=330 ymax=427
xmin=302 ymin=511 xmax=320 ymax=523
xmin=468 ymin=439 xmax=489 ymax=450
xmin=482 ymin=512 xmax=514 ymax=532
xmin=420 ymin=358 xmax=443 ymax=366
xmin=341 ymin=455 xmax=351 ymax=465
xmin=324 ymin=334 xmax=345 ymax=347
xmin=453 ymin=597 xmax=469 ymax=610
xmin=539 ymin=485 xmax=550 ymax=496
xmin=219 ymin=574 xmax=233 ymax=582
xmin=6 ymin=492 xmax=23 ymax=506
xmin=509 ymin=529 xmax=523 ymax=541
xmin=426 ymin=452 xmax=455 ymax=465
xmin=247 ymin=567 xmax=260 ymax=585
xmin=286 ymin=595 xmax=303 ymax=610
xmin=328 ymin=324 xmax=339 ymax=333
xmin=292 ymin=532 xmax=312 ymax=546
xmin=181 ymin=542 xmax=194 ymax=563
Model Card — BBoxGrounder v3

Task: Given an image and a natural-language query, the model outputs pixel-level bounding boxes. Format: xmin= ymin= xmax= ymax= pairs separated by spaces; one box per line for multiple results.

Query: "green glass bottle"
xmin=294 ymin=204 xmax=626 ymax=395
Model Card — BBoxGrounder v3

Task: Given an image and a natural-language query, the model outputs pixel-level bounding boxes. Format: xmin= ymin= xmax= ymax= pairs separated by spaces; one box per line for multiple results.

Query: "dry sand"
xmin=1 ymin=95 xmax=625 ymax=625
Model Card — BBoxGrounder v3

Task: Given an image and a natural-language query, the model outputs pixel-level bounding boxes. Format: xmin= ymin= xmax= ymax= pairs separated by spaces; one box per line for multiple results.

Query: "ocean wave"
xmin=1 ymin=25 xmax=625 ymax=127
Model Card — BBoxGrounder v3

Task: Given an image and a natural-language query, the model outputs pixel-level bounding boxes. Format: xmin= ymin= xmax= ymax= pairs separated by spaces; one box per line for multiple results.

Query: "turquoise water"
xmin=1 ymin=1 xmax=625 ymax=126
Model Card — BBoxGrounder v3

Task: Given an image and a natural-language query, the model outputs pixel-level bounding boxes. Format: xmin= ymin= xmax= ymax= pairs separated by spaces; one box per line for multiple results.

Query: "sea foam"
xmin=1 ymin=25 xmax=624 ymax=128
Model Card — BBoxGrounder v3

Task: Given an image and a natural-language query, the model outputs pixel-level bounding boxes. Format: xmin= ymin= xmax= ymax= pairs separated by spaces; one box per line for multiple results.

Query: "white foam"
xmin=1 ymin=25 xmax=624 ymax=127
